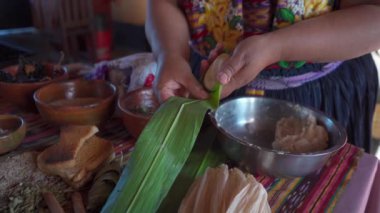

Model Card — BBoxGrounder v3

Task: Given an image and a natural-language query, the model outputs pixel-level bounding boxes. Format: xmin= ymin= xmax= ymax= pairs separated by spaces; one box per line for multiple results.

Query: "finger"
xmin=156 ymin=80 xmax=181 ymax=103
xmin=175 ymin=87 xmax=190 ymax=98
xmin=182 ymin=72 xmax=209 ymax=99
xmin=220 ymin=65 xmax=258 ymax=98
xmin=215 ymin=43 xmax=224 ymax=55
xmin=208 ymin=43 xmax=224 ymax=62
xmin=199 ymin=60 xmax=209 ymax=79
xmin=217 ymin=53 xmax=246 ymax=85
xmin=220 ymin=83 xmax=235 ymax=99
xmin=159 ymin=86 xmax=176 ymax=103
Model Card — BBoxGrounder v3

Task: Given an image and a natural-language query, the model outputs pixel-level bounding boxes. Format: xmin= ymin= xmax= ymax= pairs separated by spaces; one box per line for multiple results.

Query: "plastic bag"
xmin=86 ymin=53 xmax=158 ymax=93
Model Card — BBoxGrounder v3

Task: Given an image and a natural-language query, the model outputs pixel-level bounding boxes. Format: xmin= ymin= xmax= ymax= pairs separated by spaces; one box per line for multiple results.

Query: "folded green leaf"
xmin=209 ymin=83 xmax=222 ymax=109
xmin=102 ymin=95 xmax=219 ymax=213
xmin=157 ymin=126 xmax=226 ymax=212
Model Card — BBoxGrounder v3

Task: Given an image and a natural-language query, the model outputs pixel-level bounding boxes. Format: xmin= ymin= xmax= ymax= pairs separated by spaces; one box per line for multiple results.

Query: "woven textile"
xmin=256 ymin=144 xmax=362 ymax=212
xmin=0 ymin=100 xmax=135 ymax=157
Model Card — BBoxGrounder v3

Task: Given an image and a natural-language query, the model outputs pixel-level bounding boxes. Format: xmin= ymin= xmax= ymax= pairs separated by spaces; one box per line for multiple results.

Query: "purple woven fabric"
xmin=247 ymin=61 xmax=343 ymax=90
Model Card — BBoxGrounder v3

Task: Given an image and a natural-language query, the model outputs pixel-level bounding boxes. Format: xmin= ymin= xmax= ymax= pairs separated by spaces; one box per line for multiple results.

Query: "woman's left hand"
xmin=216 ymin=34 xmax=280 ymax=97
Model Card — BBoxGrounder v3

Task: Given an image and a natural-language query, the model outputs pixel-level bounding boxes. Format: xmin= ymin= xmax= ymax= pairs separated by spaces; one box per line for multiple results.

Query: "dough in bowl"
xmin=272 ymin=116 xmax=329 ymax=153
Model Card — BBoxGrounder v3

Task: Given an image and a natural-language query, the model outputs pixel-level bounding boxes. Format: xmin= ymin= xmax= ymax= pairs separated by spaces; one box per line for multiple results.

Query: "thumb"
xmin=217 ymin=53 xmax=245 ymax=85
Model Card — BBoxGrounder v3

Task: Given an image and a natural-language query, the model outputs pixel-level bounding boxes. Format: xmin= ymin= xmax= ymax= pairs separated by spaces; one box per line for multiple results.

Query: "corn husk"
xmin=209 ymin=83 xmax=222 ymax=109
xmin=86 ymin=160 xmax=122 ymax=212
xmin=179 ymin=165 xmax=271 ymax=213
xmin=101 ymin=94 xmax=220 ymax=213
xmin=102 ymin=55 xmax=223 ymax=213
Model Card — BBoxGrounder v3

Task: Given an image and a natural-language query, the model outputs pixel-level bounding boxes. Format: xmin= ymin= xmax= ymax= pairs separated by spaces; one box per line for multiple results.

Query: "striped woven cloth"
xmin=0 ymin=99 xmax=362 ymax=212
xmin=256 ymin=141 xmax=362 ymax=212
xmin=0 ymin=100 xmax=135 ymax=157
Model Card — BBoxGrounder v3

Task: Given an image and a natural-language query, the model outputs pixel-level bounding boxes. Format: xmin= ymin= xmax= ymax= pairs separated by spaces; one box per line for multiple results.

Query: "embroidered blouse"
xmin=180 ymin=0 xmax=337 ymax=69
xmin=178 ymin=0 xmax=342 ymax=95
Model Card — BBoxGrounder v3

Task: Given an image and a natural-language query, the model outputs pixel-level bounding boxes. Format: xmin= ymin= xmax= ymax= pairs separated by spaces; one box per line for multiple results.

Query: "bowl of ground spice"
xmin=0 ymin=57 xmax=68 ymax=111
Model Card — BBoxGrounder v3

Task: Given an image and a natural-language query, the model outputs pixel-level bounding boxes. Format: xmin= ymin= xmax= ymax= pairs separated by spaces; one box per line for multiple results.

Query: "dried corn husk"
xmin=101 ymin=95 xmax=220 ymax=213
xmin=87 ymin=160 xmax=122 ymax=212
xmin=179 ymin=165 xmax=271 ymax=213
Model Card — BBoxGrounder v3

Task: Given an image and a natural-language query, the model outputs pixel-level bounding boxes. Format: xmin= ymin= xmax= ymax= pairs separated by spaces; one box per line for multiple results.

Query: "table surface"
xmin=335 ymin=153 xmax=379 ymax=213
xmin=1 ymin=98 xmax=379 ymax=212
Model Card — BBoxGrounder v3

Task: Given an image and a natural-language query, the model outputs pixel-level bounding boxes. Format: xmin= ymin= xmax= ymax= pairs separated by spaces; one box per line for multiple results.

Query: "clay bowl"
xmin=0 ymin=63 xmax=68 ymax=111
xmin=34 ymin=79 xmax=117 ymax=126
xmin=118 ymin=88 xmax=160 ymax=138
xmin=0 ymin=114 xmax=26 ymax=155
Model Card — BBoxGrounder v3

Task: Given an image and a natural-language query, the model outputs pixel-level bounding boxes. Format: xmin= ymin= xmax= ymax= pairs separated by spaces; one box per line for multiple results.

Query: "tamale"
xmin=179 ymin=165 xmax=271 ymax=213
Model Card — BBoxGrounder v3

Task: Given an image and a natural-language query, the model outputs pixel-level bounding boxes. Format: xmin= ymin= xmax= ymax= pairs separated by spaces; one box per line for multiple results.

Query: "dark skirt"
xmin=190 ymin=52 xmax=379 ymax=152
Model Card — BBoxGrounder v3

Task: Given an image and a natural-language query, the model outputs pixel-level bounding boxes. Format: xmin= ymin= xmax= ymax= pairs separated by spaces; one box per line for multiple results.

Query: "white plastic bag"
xmin=87 ymin=53 xmax=158 ymax=93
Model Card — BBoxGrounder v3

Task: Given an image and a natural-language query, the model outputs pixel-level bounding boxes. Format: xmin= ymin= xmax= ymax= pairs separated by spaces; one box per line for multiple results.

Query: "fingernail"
xmin=217 ymin=72 xmax=229 ymax=84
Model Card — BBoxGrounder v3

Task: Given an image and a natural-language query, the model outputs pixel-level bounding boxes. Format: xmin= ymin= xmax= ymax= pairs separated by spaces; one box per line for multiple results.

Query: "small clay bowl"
xmin=0 ymin=114 xmax=26 ymax=155
xmin=0 ymin=63 xmax=68 ymax=111
xmin=34 ymin=79 xmax=117 ymax=126
xmin=118 ymin=88 xmax=160 ymax=138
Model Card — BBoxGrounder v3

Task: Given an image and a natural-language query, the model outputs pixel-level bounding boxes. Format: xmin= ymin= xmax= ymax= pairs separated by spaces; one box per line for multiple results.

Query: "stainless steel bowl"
xmin=211 ymin=97 xmax=347 ymax=178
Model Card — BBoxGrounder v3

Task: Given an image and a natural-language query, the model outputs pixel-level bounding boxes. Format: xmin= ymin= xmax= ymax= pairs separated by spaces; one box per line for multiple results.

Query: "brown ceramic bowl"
xmin=0 ymin=114 xmax=26 ymax=155
xmin=0 ymin=63 xmax=68 ymax=111
xmin=118 ymin=88 xmax=160 ymax=138
xmin=34 ymin=79 xmax=117 ymax=126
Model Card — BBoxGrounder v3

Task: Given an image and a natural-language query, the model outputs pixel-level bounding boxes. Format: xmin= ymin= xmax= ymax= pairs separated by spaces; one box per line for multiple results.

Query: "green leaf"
xmin=208 ymin=83 xmax=222 ymax=109
xmin=157 ymin=126 xmax=226 ymax=213
xmin=101 ymin=97 xmax=217 ymax=213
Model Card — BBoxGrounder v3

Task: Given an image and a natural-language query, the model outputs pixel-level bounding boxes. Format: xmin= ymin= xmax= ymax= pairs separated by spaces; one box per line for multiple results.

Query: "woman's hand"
xmin=199 ymin=43 xmax=225 ymax=79
xmin=155 ymin=55 xmax=209 ymax=102
xmin=216 ymin=35 xmax=280 ymax=97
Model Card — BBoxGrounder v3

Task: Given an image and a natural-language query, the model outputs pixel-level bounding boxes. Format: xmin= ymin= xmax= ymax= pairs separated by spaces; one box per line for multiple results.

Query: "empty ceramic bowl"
xmin=34 ymin=79 xmax=117 ymax=125
xmin=0 ymin=114 xmax=26 ymax=155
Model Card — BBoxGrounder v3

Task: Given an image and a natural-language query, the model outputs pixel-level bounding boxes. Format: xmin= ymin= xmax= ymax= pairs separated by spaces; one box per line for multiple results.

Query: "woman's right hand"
xmin=155 ymin=55 xmax=209 ymax=102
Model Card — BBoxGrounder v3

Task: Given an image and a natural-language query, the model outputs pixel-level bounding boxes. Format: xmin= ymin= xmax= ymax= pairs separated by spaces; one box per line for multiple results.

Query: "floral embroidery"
xmin=181 ymin=0 xmax=335 ymax=65
xmin=275 ymin=8 xmax=296 ymax=28
xmin=304 ymin=0 xmax=333 ymax=18
xmin=243 ymin=0 xmax=272 ymax=36
xmin=182 ymin=0 xmax=244 ymax=55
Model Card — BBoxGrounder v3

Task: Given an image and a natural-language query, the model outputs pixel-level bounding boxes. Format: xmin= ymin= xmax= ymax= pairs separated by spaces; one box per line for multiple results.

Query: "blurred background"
xmin=0 ymin=0 xmax=379 ymax=157
xmin=0 ymin=0 xmax=149 ymax=66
